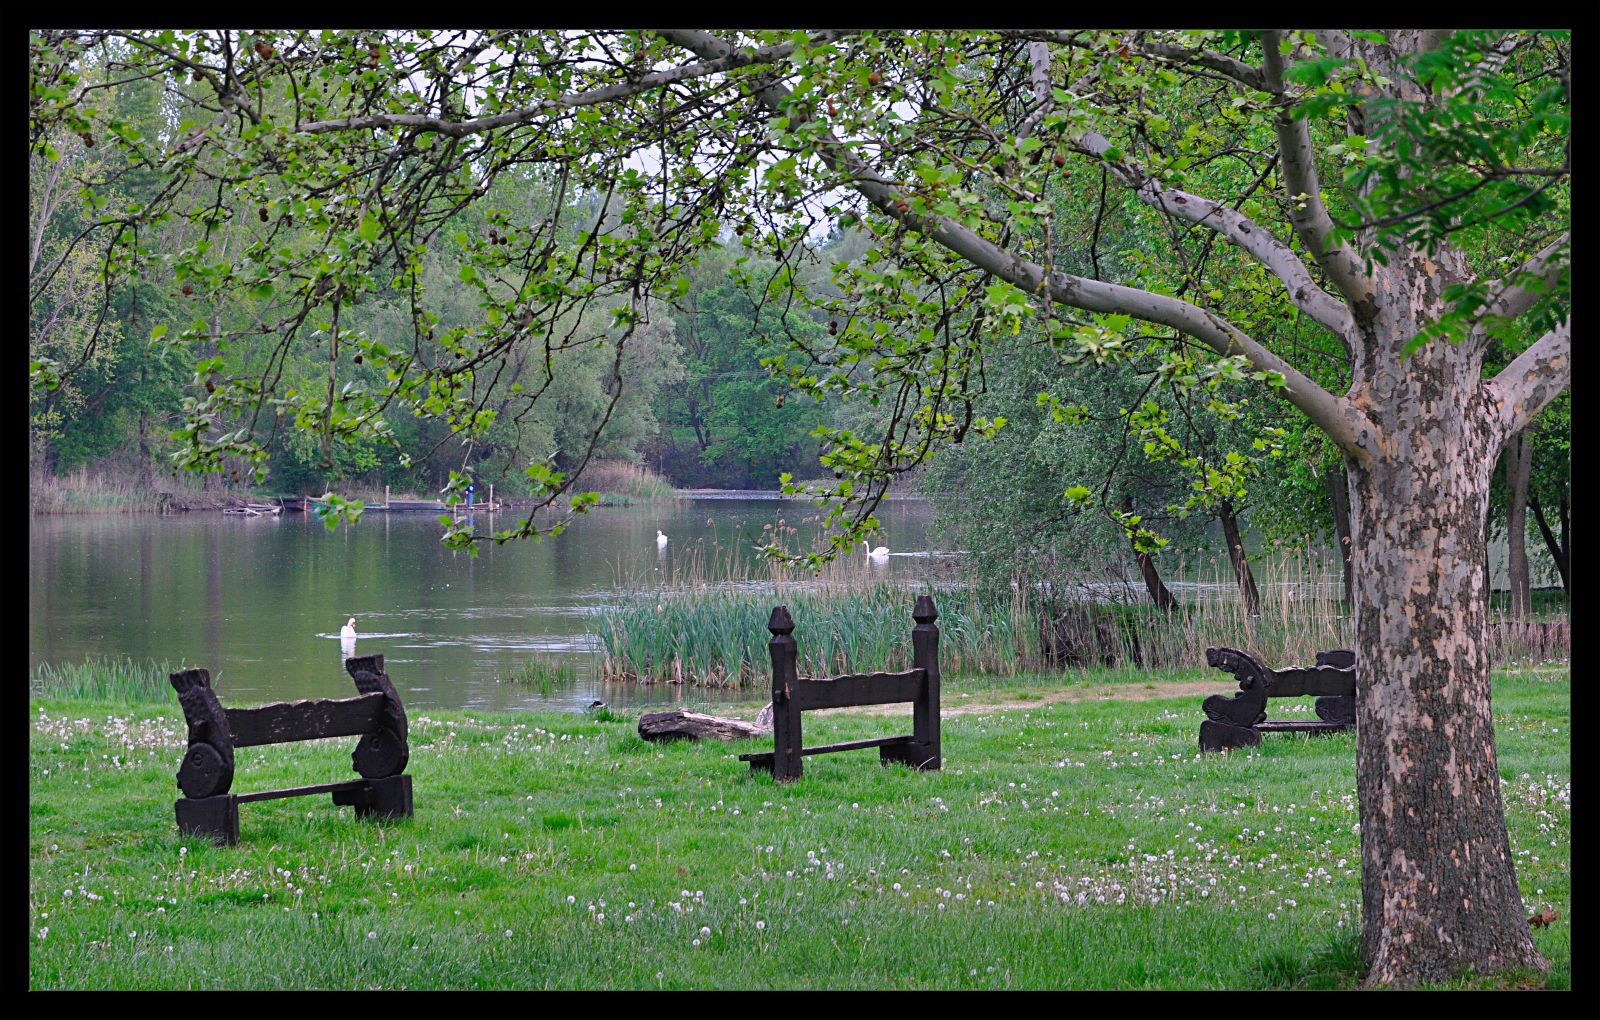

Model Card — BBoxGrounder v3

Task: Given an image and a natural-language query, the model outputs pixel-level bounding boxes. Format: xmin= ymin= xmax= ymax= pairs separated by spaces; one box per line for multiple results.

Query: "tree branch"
xmin=1480 ymin=232 xmax=1569 ymax=325
xmin=660 ymin=29 xmax=1377 ymax=468
xmin=1260 ymin=30 xmax=1374 ymax=315
xmin=1070 ymin=127 xmax=1354 ymax=337
xmin=1486 ymin=320 xmax=1570 ymax=439
xmin=1023 ymin=30 xmax=1267 ymax=90
xmin=293 ymin=33 xmax=850 ymax=139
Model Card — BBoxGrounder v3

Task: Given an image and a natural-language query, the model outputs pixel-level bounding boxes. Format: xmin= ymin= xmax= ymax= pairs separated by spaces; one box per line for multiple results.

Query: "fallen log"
xmin=638 ymin=709 xmax=770 ymax=743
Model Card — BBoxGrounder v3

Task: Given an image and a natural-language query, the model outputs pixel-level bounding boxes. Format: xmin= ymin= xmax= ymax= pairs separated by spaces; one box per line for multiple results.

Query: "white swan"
xmin=657 ymin=530 xmax=669 ymax=548
xmin=340 ymin=618 xmax=357 ymax=640
xmin=863 ymin=540 xmax=889 ymax=562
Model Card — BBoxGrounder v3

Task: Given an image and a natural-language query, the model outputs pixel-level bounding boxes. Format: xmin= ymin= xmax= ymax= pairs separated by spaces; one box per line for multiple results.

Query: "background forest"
xmin=29 ymin=33 xmax=1567 ymax=603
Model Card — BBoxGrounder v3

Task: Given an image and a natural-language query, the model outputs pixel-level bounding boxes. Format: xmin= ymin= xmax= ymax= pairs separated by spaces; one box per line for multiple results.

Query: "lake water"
xmin=28 ymin=494 xmax=941 ymax=714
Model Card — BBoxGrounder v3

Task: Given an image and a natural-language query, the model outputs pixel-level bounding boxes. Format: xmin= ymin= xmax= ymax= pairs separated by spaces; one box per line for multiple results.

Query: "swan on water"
xmin=863 ymin=541 xmax=889 ymax=562
xmin=657 ymin=530 xmax=669 ymax=548
xmin=341 ymin=618 xmax=357 ymax=640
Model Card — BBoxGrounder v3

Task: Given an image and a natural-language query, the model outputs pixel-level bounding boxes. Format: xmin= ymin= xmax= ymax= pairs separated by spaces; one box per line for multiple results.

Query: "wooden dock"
xmin=292 ymin=485 xmax=502 ymax=514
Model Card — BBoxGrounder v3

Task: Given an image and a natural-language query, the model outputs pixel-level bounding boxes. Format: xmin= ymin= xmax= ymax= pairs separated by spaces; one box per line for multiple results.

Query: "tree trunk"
xmin=1528 ymin=491 xmax=1569 ymax=597
xmin=1218 ymin=500 xmax=1262 ymax=616
xmin=1503 ymin=432 xmax=1534 ymax=616
xmin=1345 ymin=259 xmax=1545 ymax=986
xmin=637 ymin=709 xmax=768 ymax=742
xmin=1133 ymin=543 xmax=1177 ymax=611
xmin=1324 ymin=467 xmax=1355 ymax=612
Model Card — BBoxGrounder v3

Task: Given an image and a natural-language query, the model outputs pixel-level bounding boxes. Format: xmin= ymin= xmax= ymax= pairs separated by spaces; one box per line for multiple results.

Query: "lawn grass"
xmin=28 ymin=665 xmax=1569 ymax=990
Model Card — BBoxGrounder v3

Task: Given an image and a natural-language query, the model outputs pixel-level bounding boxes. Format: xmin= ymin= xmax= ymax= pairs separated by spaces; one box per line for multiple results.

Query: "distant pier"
xmin=289 ymin=484 xmax=500 ymax=514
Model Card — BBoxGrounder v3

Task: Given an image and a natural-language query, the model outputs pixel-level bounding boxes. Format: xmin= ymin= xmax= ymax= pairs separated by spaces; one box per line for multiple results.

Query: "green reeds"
xmin=30 ymin=657 xmax=177 ymax=703
xmin=598 ymin=535 xmax=1034 ymax=686
xmin=599 ymin=542 xmax=1554 ymax=688
xmin=499 ymin=653 xmax=579 ymax=695
xmin=29 ymin=467 xmax=159 ymax=513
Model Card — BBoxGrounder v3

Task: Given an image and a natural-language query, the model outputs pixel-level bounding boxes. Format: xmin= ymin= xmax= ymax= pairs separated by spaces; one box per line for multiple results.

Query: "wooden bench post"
xmin=882 ymin=594 xmax=941 ymax=770
xmin=764 ymin=606 xmax=803 ymax=782
xmin=742 ymin=597 xmax=941 ymax=781
xmin=170 ymin=654 xmax=413 ymax=845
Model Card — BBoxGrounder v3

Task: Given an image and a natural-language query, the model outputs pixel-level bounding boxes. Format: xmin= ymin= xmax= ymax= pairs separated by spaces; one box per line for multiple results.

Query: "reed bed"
xmin=30 ymin=466 xmax=164 ymax=514
xmin=30 ymin=656 xmax=176 ymax=703
xmin=1035 ymin=550 xmax=1355 ymax=674
xmin=498 ymin=653 xmax=580 ymax=695
xmin=578 ymin=460 xmax=680 ymax=504
xmin=597 ymin=543 xmax=1566 ymax=688
xmin=598 ymin=582 xmax=1035 ymax=686
xmin=598 ymin=524 xmax=1034 ymax=686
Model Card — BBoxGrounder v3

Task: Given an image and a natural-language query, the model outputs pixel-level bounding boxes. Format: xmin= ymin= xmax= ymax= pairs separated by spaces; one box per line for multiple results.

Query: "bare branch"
xmin=1260 ymin=30 xmax=1374 ymax=315
xmin=1486 ymin=319 xmax=1570 ymax=438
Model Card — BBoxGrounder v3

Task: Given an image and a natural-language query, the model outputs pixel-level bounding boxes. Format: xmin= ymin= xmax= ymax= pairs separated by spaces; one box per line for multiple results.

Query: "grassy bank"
xmin=28 ymin=465 xmax=243 ymax=514
xmin=28 ymin=662 xmax=1569 ymax=990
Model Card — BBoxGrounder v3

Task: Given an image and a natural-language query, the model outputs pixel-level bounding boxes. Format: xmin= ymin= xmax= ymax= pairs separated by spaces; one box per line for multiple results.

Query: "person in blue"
xmin=466 ymin=483 xmax=474 ymax=507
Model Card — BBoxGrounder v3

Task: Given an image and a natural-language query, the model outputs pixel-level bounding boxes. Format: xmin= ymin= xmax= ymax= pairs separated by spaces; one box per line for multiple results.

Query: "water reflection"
xmin=29 ymin=496 xmax=938 ymax=714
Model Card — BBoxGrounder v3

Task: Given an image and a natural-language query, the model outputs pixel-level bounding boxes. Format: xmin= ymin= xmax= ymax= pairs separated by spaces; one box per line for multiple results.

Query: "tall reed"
xmin=30 ymin=466 xmax=159 ymax=514
xmin=30 ymin=657 xmax=176 ymax=703
xmin=1036 ymin=548 xmax=1353 ymax=674
xmin=499 ymin=653 xmax=579 ymax=695
xmin=597 ymin=521 xmax=1034 ymax=686
xmin=578 ymin=460 xmax=679 ymax=504
xmin=598 ymin=541 xmax=1554 ymax=688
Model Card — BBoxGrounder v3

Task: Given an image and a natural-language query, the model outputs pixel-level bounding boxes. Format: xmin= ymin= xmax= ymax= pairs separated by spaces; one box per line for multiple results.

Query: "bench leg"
xmin=361 ymin=775 xmax=413 ymax=819
xmin=175 ymin=794 xmax=240 ymax=846
xmin=331 ymin=775 xmax=414 ymax=819
xmin=880 ymin=741 xmax=941 ymax=771
xmin=1199 ymin=720 xmax=1262 ymax=753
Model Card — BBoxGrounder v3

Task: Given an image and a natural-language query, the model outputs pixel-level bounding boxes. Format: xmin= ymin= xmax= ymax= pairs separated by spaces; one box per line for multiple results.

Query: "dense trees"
xmin=30 ymin=29 xmax=1568 ymax=985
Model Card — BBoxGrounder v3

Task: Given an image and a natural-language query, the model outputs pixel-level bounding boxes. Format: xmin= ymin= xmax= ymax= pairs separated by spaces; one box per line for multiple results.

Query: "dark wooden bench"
xmin=1198 ymin=646 xmax=1355 ymax=752
xmin=169 ymin=654 xmax=412 ymax=845
xmin=740 ymin=595 xmax=941 ymax=782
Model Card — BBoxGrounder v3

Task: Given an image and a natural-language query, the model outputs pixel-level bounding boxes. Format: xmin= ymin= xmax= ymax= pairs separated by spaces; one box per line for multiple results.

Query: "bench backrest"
xmin=170 ymin=654 xmax=409 ymax=800
xmin=761 ymin=595 xmax=940 ymax=781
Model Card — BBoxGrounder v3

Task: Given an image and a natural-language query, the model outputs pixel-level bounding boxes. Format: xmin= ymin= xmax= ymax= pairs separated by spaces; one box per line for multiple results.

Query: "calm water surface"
xmin=30 ymin=495 xmax=937 ymax=713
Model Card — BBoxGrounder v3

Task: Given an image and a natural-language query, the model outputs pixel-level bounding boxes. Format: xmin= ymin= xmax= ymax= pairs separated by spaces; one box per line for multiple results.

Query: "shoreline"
xmin=33 ymin=486 xmax=930 ymax=515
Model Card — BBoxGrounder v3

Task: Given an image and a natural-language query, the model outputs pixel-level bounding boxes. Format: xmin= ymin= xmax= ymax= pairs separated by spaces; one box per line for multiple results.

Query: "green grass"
xmin=28 ymin=664 xmax=1569 ymax=989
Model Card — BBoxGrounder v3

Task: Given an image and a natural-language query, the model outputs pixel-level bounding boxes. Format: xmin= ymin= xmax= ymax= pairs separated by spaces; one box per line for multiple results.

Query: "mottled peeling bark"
xmin=1345 ymin=251 xmax=1546 ymax=988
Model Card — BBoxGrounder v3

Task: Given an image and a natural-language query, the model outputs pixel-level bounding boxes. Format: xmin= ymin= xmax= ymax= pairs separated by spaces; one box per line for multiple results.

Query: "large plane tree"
xmin=29 ymin=29 xmax=1568 ymax=986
